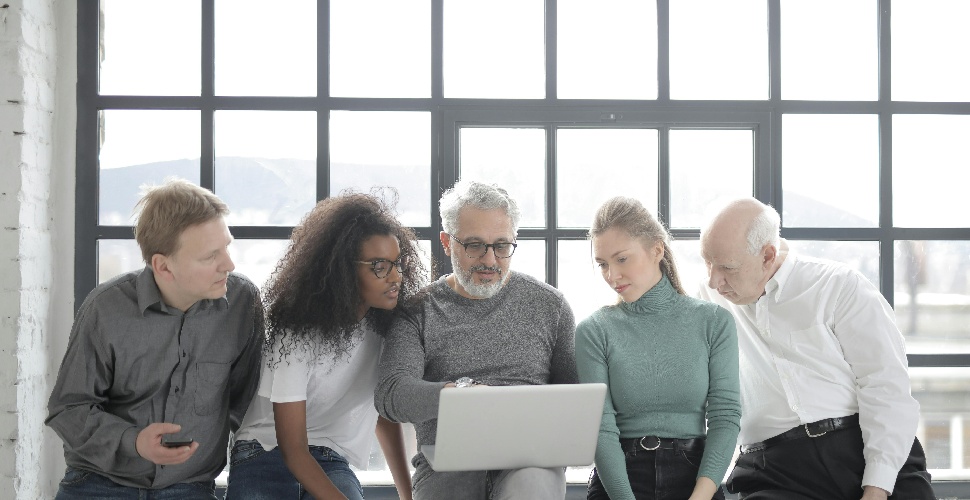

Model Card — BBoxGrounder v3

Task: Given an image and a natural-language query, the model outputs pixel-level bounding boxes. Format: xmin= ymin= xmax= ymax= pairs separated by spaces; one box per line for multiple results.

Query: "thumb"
xmin=151 ymin=422 xmax=182 ymax=435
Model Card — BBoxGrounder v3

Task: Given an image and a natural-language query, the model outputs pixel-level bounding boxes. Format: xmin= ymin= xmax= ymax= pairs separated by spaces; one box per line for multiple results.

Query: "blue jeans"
xmin=54 ymin=467 xmax=217 ymax=500
xmin=225 ymin=439 xmax=364 ymax=500
xmin=587 ymin=445 xmax=725 ymax=500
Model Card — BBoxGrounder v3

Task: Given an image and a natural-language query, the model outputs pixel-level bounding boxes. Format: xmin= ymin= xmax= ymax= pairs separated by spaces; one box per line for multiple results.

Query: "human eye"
xmin=466 ymin=242 xmax=486 ymax=252
xmin=371 ymin=260 xmax=390 ymax=274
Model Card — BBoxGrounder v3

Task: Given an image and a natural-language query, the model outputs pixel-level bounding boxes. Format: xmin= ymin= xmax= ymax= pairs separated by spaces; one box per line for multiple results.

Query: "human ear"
xmin=151 ymin=253 xmax=173 ymax=280
xmin=761 ymin=244 xmax=777 ymax=267
xmin=439 ymin=231 xmax=452 ymax=257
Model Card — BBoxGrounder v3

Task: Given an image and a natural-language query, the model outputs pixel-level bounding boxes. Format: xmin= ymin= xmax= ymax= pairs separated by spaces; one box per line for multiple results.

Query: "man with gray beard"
xmin=375 ymin=179 xmax=578 ymax=500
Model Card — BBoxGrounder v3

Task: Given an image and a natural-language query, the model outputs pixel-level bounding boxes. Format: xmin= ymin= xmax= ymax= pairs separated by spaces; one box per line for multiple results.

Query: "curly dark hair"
xmin=262 ymin=191 xmax=427 ymax=365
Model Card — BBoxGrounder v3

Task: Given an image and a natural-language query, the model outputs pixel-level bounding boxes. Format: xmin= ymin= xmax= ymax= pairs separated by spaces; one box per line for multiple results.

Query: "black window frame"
xmin=76 ymin=0 xmax=970 ymax=490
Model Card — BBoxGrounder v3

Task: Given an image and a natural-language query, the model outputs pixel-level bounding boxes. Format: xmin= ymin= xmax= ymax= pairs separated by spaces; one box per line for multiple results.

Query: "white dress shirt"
xmin=698 ymin=244 xmax=919 ymax=492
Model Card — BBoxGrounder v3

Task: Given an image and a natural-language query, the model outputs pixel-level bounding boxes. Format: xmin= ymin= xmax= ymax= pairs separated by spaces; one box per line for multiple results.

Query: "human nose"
xmin=387 ymin=262 xmax=403 ymax=282
xmin=603 ymin=265 xmax=618 ymax=283
xmin=221 ymin=250 xmax=235 ymax=273
xmin=478 ymin=246 xmax=498 ymax=265
xmin=706 ymin=266 xmax=722 ymax=290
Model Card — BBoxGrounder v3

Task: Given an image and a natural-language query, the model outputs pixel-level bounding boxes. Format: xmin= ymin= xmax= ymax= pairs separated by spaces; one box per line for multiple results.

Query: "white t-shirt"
xmin=235 ymin=322 xmax=383 ymax=469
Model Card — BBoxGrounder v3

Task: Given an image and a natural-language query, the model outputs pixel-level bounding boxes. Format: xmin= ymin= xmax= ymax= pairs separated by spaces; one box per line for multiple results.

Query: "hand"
xmin=860 ymin=485 xmax=889 ymax=500
xmin=686 ymin=476 xmax=718 ymax=500
xmin=135 ymin=422 xmax=199 ymax=465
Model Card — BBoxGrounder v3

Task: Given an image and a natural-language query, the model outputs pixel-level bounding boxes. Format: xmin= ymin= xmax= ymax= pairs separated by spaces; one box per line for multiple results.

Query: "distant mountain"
xmin=98 ymin=157 xmax=430 ymax=226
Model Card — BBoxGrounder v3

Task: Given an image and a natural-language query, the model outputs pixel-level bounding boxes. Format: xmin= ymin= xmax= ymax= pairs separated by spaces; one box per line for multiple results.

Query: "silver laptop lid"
xmin=422 ymin=383 xmax=607 ymax=471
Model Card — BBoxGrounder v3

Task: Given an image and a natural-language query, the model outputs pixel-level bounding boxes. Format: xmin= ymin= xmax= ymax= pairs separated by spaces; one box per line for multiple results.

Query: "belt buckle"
xmin=639 ymin=436 xmax=661 ymax=451
xmin=804 ymin=423 xmax=827 ymax=438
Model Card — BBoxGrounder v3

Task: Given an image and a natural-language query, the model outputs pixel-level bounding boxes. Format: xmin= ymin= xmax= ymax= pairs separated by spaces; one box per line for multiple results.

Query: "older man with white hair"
xmin=698 ymin=197 xmax=933 ymax=500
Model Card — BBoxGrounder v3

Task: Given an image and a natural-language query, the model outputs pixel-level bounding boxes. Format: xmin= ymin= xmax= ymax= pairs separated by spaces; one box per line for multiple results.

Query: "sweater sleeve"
xmin=575 ymin=317 xmax=636 ymax=500
xmin=374 ymin=312 xmax=448 ymax=424
xmin=550 ymin=296 xmax=579 ymax=384
xmin=697 ymin=305 xmax=741 ymax=484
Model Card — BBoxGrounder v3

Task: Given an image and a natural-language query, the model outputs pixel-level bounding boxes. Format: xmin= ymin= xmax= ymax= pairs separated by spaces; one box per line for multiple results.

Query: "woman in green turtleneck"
xmin=576 ymin=197 xmax=740 ymax=500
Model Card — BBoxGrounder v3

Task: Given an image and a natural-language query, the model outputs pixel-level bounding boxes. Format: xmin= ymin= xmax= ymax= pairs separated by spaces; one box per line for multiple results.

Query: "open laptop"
xmin=421 ymin=383 xmax=607 ymax=471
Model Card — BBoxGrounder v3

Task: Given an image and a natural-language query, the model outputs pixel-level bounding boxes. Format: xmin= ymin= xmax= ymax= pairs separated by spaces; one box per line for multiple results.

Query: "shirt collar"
xmin=135 ymin=265 xmax=230 ymax=315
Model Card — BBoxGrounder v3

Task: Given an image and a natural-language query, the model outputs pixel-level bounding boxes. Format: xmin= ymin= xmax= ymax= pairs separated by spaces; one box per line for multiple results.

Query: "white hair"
xmin=439 ymin=179 xmax=521 ymax=235
xmin=746 ymin=204 xmax=781 ymax=255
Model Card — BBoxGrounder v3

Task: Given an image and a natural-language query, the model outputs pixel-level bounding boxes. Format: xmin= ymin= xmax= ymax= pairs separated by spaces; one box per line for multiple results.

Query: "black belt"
xmin=619 ymin=436 xmax=706 ymax=453
xmin=741 ymin=414 xmax=860 ymax=454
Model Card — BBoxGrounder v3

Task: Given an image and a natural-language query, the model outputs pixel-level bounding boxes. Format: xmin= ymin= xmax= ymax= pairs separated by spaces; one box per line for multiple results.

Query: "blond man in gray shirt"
xmin=47 ymin=179 xmax=264 ymax=499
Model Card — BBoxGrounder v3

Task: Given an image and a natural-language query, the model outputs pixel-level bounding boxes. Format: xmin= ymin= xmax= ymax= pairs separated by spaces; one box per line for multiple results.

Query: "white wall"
xmin=0 ymin=0 xmax=76 ymax=497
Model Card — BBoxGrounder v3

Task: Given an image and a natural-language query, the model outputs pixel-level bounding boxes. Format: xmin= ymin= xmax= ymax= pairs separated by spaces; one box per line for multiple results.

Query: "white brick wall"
xmin=0 ymin=0 xmax=75 ymax=498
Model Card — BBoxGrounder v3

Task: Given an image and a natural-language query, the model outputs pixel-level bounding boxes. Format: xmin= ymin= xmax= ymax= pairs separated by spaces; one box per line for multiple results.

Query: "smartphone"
xmin=161 ymin=438 xmax=194 ymax=448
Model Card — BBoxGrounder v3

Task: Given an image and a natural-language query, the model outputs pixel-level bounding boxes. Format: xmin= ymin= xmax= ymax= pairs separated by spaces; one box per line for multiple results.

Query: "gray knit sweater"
xmin=374 ymin=271 xmax=578 ymax=448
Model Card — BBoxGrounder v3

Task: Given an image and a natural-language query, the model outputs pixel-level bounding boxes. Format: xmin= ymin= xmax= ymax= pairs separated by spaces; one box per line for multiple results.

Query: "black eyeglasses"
xmin=355 ymin=258 xmax=404 ymax=279
xmin=448 ymin=234 xmax=517 ymax=259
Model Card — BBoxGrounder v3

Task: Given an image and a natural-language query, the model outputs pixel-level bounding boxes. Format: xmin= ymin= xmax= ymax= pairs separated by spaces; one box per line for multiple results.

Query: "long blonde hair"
xmin=589 ymin=196 xmax=686 ymax=295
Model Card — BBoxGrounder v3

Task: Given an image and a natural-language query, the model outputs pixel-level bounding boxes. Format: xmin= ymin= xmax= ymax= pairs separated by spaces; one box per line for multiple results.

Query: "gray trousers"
xmin=411 ymin=453 xmax=566 ymax=500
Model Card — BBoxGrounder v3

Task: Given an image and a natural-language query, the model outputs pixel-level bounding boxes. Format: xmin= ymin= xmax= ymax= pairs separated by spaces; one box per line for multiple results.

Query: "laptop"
xmin=421 ymin=383 xmax=607 ymax=471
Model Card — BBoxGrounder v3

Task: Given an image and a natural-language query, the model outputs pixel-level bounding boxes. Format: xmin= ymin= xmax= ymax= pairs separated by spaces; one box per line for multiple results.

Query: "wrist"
xmin=454 ymin=376 xmax=480 ymax=388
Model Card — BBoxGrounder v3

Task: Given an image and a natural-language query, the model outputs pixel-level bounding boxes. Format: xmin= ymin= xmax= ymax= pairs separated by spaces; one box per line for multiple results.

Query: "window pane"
xmin=893 ymin=115 xmax=970 ymax=228
xmin=459 ymin=128 xmax=546 ymax=228
xmin=892 ymin=0 xmax=970 ymax=102
xmin=782 ymin=115 xmax=879 ymax=227
xmin=780 ymin=0 xmax=877 ymax=101
xmin=99 ymin=0 xmax=200 ymax=95
xmin=910 ymin=367 xmax=970 ymax=477
xmin=895 ymin=241 xmax=970 ymax=354
xmin=556 ymin=129 xmax=659 ymax=228
xmin=99 ymin=110 xmax=201 ymax=225
xmin=557 ymin=0 xmax=657 ymax=99
xmin=509 ymin=240 xmax=546 ymax=283
xmin=443 ymin=0 xmax=544 ymax=98
xmin=330 ymin=111 xmax=431 ymax=227
xmin=558 ymin=240 xmax=618 ymax=323
xmin=670 ymin=239 xmax=705 ymax=298
xmin=98 ymin=239 xmax=289 ymax=298
xmin=785 ymin=240 xmax=880 ymax=288
xmin=214 ymin=111 xmax=317 ymax=226
xmin=231 ymin=240 xmax=290 ymax=291
xmin=670 ymin=0 xmax=768 ymax=100
xmin=330 ymin=0 xmax=430 ymax=98
xmin=215 ymin=0 xmax=316 ymax=96
xmin=416 ymin=240 xmax=434 ymax=283
xmin=98 ymin=240 xmax=143 ymax=284
xmin=669 ymin=129 xmax=753 ymax=228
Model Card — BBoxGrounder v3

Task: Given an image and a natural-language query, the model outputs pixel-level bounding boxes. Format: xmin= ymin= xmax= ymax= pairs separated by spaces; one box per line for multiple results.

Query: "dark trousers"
xmin=587 ymin=446 xmax=726 ymax=500
xmin=727 ymin=426 xmax=934 ymax=500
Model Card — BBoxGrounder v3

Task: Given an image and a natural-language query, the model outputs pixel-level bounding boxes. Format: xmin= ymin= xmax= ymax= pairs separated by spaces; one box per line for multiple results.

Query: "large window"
xmin=78 ymin=0 xmax=970 ymax=487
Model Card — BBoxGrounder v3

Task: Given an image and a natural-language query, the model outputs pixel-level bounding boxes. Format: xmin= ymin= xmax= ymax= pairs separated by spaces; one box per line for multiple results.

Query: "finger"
xmin=150 ymin=422 xmax=182 ymax=435
xmin=166 ymin=444 xmax=199 ymax=465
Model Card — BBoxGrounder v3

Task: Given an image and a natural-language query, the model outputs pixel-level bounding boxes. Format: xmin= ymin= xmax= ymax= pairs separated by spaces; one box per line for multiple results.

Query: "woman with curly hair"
xmin=227 ymin=192 xmax=426 ymax=500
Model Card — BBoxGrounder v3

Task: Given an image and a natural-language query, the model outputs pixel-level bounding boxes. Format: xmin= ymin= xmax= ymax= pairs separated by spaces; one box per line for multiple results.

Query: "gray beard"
xmin=451 ymin=252 xmax=506 ymax=299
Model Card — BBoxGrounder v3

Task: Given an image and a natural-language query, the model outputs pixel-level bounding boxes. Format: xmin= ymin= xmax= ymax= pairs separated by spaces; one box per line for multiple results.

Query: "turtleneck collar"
xmin=619 ymin=273 xmax=677 ymax=314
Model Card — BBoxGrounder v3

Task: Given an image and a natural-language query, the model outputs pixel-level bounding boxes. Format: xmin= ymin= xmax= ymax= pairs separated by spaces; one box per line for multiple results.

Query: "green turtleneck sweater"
xmin=575 ymin=275 xmax=740 ymax=500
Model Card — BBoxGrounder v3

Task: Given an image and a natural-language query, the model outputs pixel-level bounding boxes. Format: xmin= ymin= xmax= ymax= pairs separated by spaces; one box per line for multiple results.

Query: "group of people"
xmin=46 ymin=177 xmax=934 ymax=500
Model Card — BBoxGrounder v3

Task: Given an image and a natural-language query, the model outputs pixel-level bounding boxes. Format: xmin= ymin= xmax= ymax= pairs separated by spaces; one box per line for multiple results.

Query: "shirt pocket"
xmin=194 ymin=361 xmax=230 ymax=415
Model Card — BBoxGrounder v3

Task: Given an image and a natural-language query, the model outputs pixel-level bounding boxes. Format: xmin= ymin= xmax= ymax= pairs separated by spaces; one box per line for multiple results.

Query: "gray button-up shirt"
xmin=46 ymin=266 xmax=264 ymax=489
